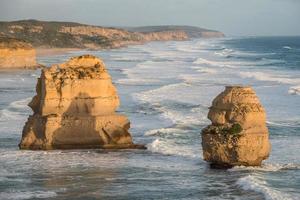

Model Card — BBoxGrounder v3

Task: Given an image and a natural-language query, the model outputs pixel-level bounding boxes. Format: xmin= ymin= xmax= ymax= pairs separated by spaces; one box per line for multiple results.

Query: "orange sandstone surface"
xmin=201 ymin=86 xmax=271 ymax=168
xmin=0 ymin=37 xmax=39 ymax=69
xmin=19 ymin=55 xmax=145 ymax=150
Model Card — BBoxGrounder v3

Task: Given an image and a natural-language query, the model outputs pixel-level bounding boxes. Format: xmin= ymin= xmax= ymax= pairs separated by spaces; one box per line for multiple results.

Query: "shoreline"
xmin=36 ymin=48 xmax=83 ymax=56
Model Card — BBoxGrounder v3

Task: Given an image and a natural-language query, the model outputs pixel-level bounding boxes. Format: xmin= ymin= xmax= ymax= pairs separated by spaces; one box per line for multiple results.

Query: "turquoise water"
xmin=0 ymin=37 xmax=299 ymax=199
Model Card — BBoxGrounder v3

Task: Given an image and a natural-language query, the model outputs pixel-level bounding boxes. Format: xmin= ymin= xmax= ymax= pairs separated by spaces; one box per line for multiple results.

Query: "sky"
xmin=0 ymin=0 xmax=299 ymax=36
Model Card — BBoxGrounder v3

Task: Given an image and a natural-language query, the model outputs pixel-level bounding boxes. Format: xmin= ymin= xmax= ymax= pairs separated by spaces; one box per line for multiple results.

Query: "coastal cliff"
xmin=19 ymin=55 xmax=144 ymax=150
xmin=0 ymin=37 xmax=39 ymax=69
xmin=201 ymin=86 xmax=271 ymax=168
xmin=0 ymin=20 xmax=224 ymax=49
xmin=125 ymin=25 xmax=225 ymax=38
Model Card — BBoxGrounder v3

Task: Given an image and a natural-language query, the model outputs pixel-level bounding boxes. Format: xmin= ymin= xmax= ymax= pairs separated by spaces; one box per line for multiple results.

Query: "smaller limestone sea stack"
xmin=201 ymin=86 xmax=271 ymax=168
xmin=19 ymin=55 xmax=144 ymax=150
xmin=0 ymin=37 xmax=39 ymax=69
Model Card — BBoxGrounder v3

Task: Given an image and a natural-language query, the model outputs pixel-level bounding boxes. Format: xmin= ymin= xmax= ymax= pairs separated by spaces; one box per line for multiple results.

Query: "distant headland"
xmin=0 ymin=19 xmax=224 ymax=50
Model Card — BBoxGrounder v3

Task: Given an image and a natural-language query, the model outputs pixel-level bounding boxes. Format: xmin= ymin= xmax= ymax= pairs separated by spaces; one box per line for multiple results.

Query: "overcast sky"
xmin=0 ymin=0 xmax=299 ymax=36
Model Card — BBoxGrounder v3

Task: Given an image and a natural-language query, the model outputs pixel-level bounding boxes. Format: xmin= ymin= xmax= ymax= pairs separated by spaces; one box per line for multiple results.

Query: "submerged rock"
xmin=201 ymin=86 xmax=271 ymax=167
xmin=19 ymin=55 xmax=145 ymax=150
xmin=0 ymin=37 xmax=40 ymax=69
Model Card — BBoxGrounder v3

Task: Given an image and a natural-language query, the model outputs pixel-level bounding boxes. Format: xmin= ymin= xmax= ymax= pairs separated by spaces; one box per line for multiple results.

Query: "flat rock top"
xmin=59 ymin=55 xmax=105 ymax=68
xmin=212 ymin=85 xmax=261 ymax=106
xmin=44 ymin=55 xmax=110 ymax=80
xmin=0 ymin=37 xmax=33 ymax=49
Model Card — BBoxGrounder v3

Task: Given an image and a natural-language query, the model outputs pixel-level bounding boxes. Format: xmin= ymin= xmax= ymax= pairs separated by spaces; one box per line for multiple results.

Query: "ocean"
xmin=0 ymin=36 xmax=299 ymax=200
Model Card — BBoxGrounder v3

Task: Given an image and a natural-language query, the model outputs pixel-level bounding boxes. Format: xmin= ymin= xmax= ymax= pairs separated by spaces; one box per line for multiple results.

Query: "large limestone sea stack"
xmin=0 ymin=37 xmax=39 ymax=69
xmin=19 ymin=55 xmax=144 ymax=150
xmin=201 ymin=86 xmax=271 ymax=168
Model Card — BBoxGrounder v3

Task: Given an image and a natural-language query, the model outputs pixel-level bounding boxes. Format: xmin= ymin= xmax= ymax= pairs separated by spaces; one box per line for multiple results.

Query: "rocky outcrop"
xmin=0 ymin=37 xmax=39 ymax=69
xmin=201 ymin=86 xmax=270 ymax=168
xmin=19 ymin=55 xmax=145 ymax=150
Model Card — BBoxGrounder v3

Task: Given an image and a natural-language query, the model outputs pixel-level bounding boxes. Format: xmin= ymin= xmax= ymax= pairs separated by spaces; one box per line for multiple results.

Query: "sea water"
xmin=0 ymin=36 xmax=299 ymax=200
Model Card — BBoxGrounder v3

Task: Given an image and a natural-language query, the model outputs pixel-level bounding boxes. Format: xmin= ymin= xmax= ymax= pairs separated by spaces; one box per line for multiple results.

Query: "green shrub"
xmin=227 ymin=123 xmax=243 ymax=135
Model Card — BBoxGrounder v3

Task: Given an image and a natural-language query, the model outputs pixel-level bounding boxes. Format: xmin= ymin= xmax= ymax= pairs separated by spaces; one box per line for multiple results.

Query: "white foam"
xmin=144 ymin=127 xmax=188 ymax=136
xmin=116 ymin=78 xmax=161 ymax=85
xmin=193 ymin=58 xmax=235 ymax=68
xmin=9 ymin=97 xmax=31 ymax=109
xmin=257 ymin=58 xmax=285 ymax=66
xmin=149 ymin=49 xmax=186 ymax=60
xmin=176 ymin=46 xmax=204 ymax=53
xmin=118 ymin=60 xmax=187 ymax=85
xmin=240 ymin=71 xmax=300 ymax=86
xmin=159 ymin=105 xmax=204 ymax=125
xmin=193 ymin=67 xmax=217 ymax=74
xmin=136 ymin=82 xmax=198 ymax=104
xmin=194 ymin=57 xmax=285 ymax=69
xmin=147 ymin=138 xmax=200 ymax=158
xmin=283 ymin=46 xmax=292 ymax=50
xmin=135 ymin=86 xmax=207 ymax=125
xmin=230 ymin=163 xmax=300 ymax=172
xmin=0 ymin=191 xmax=57 ymax=200
xmin=267 ymin=120 xmax=300 ymax=128
xmin=116 ymin=62 xmax=163 ymax=85
xmin=215 ymin=49 xmax=276 ymax=58
xmin=30 ymin=73 xmax=38 ymax=77
xmin=0 ymin=109 xmax=23 ymax=121
xmin=0 ymin=98 xmax=31 ymax=121
xmin=288 ymin=86 xmax=300 ymax=95
xmin=214 ymin=48 xmax=234 ymax=57
xmin=236 ymin=175 xmax=292 ymax=200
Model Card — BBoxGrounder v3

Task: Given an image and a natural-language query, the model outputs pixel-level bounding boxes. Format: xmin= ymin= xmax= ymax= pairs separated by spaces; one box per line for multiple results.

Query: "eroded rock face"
xmin=201 ymin=86 xmax=271 ymax=167
xmin=0 ymin=37 xmax=39 ymax=69
xmin=19 ymin=55 xmax=144 ymax=150
xmin=59 ymin=26 xmax=189 ymax=48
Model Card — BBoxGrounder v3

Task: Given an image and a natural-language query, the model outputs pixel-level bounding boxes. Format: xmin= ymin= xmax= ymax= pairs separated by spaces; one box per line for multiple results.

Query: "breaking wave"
xmin=236 ymin=175 xmax=293 ymax=200
xmin=267 ymin=120 xmax=300 ymax=128
xmin=215 ymin=48 xmax=276 ymax=58
xmin=230 ymin=163 xmax=300 ymax=172
xmin=288 ymin=86 xmax=300 ymax=95
xmin=193 ymin=58 xmax=235 ymax=68
xmin=144 ymin=127 xmax=188 ymax=136
xmin=147 ymin=138 xmax=200 ymax=158
xmin=193 ymin=57 xmax=284 ymax=68
xmin=283 ymin=46 xmax=292 ymax=50
xmin=0 ymin=97 xmax=31 ymax=122
xmin=134 ymin=83 xmax=208 ymax=126
xmin=9 ymin=97 xmax=31 ymax=109
xmin=240 ymin=71 xmax=300 ymax=85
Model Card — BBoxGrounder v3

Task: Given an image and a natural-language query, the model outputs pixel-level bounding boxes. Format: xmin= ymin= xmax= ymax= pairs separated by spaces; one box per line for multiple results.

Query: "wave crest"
xmin=147 ymin=138 xmax=200 ymax=158
xmin=230 ymin=163 xmax=300 ymax=172
xmin=237 ymin=175 xmax=293 ymax=200
xmin=288 ymin=86 xmax=300 ymax=95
